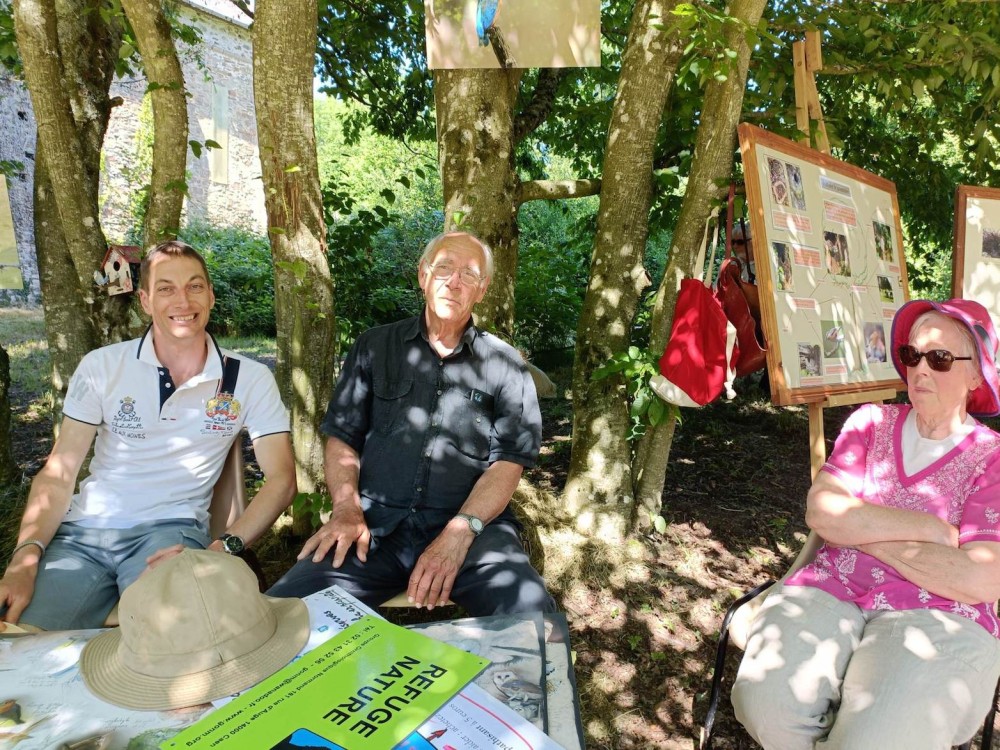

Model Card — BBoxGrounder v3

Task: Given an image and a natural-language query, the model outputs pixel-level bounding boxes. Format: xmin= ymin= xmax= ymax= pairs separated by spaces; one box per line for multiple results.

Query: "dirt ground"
xmin=4 ymin=327 xmax=859 ymax=749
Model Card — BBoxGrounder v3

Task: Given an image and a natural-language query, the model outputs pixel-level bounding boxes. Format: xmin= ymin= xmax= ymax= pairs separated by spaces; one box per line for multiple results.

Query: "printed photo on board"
xmin=823 ymin=231 xmax=851 ymax=277
xmin=786 ymin=162 xmax=807 ymax=210
xmin=863 ymin=322 xmax=887 ymax=364
xmin=771 ymin=241 xmax=795 ymax=292
xmin=425 ymin=0 xmax=601 ymax=69
xmin=822 ymin=320 xmax=846 ymax=360
xmin=873 ymin=220 xmax=894 ymax=262
xmin=983 ymin=228 xmax=1000 ymax=260
xmin=768 ymin=157 xmax=789 ymax=206
xmin=798 ymin=343 xmax=822 ymax=377
xmin=877 ymin=275 xmax=894 ymax=303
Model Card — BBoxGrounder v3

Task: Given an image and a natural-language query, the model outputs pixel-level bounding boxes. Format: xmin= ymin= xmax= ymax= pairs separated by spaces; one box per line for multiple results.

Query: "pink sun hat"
xmin=890 ymin=298 xmax=1000 ymax=418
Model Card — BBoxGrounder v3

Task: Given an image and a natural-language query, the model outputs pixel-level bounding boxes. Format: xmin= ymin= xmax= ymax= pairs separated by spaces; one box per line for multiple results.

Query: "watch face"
xmin=469 ymin=517 xmax=484 ymax=534
xmin=222 ymin=534 xmax=245 ymax=555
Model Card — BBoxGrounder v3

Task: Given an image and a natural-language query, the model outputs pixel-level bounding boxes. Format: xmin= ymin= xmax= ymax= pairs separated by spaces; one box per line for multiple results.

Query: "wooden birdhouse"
xmin=100 ymin=245 xmax=141 ymax=296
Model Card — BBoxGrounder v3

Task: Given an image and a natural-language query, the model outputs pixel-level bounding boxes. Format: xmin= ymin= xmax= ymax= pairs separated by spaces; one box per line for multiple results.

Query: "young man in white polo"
xmin=0 ymin=241 xmax=296 ymax=631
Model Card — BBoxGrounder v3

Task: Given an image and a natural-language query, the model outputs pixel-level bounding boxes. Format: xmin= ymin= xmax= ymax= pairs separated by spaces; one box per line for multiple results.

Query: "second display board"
xmin=738 ymin=123 xmax=908 ymax=405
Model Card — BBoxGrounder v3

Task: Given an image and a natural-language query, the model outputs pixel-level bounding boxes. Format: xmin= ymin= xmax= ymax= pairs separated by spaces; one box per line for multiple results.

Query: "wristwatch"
xmin=454 ymin=513 xmax=485 ymax=536
xmin=218 ymin=533 xmax=245 ymax=556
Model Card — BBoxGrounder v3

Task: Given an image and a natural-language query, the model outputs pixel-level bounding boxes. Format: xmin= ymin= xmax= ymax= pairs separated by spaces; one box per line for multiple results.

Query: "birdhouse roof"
xmin=103 ymin=245 xmax=142 ymax=265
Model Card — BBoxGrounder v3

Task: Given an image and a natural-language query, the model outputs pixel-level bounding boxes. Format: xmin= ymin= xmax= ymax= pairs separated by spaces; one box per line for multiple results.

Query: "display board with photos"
xmin=952 ymin=185 xmax=1000 ymax=335
xmin=738 ymin=123 xmax=908 ymax=405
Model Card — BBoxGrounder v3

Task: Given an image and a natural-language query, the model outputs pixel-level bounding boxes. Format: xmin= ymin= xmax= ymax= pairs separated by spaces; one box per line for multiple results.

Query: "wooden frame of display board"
xmin=738 ymin=122 xmax=908 ymax=408
xmin=952 ymin=185 xmax=1000 ymax=338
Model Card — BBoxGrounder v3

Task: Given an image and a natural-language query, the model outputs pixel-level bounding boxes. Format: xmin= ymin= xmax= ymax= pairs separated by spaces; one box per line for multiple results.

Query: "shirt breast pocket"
xmin=457 ymin=398 xmax=494 ymax=461
xmin=372 ymin=378 xmax=414 ymax=435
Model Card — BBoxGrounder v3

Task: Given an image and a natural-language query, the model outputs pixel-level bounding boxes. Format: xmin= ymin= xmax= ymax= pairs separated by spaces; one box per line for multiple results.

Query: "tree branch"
xmin=517 ymin=178 xmax=601 ymax=205
xmin=487 ymin=25 xmax=517 ymax=68
xmin=227 ymin=0 xmax=254 ymax=19
xmin=514 ymin=69 xmax=567 ymax=144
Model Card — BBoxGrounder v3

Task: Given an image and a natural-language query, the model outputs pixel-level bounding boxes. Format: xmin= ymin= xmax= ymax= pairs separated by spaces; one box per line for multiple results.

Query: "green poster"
xmin=163 ymin=616 xmax=488 ymax=750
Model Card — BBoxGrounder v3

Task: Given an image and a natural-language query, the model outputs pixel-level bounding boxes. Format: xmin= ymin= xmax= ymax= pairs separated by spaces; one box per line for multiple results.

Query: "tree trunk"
xmin=434 ymin=69 xmax=522 ymax=339
xmin=253 ymin=0 xmax=336 ymax=499
xmin=13 ymin=0 xmax=115 ymax=296
xmin=15 ymin=0 xmax=132 ymax=415
xmin=631 ymin=0 xmax=769 ymax=527
xmin=34 ymin=154 xmax=102 ymax=415
xmin=120 ymin=0 xmax=188 ymax=247
xmin=563 ymin=0 xmax=684 ymax=537
xmin=0 ymin=344 xmax=13 ymax=485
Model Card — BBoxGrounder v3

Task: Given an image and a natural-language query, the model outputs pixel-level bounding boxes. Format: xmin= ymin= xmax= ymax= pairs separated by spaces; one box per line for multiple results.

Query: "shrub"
xmin=179 ymin=222 xmax=276 ymax=337
xmin=513 ymin=202 xmax=594 ymax=355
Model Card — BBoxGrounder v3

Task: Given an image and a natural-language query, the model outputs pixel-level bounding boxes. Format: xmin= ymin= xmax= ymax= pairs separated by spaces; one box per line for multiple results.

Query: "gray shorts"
xmin=9 ymin=519 xmax=209 ymax=630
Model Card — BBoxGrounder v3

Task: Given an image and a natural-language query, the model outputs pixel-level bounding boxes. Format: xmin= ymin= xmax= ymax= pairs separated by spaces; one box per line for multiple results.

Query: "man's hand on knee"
xmin=144 ymin=543 xmax=188 ymax=574
xmin=408 ymin=524 xmax=475 ymax=610
xmin=0 ymin=560 xmax=39 ymax=627
xmin=298 ymin=502 xmax=371 ymax=568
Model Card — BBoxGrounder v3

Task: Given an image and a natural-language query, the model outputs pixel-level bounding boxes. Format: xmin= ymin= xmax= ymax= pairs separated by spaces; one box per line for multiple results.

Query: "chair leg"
xmin=700 ymin=580 xmax=776 ymax=750
xmin=980 ymin=672 xmax=1000 ymax=749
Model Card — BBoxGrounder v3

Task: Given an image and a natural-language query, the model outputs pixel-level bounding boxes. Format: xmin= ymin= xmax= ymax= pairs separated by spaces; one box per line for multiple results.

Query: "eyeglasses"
xmin=897 ymin=344 xmax=973 ymax=372
xmin=426 ymin=262 xmax=484 ymax=287
xmin=732 ymin=239 xmax=747 ymax=247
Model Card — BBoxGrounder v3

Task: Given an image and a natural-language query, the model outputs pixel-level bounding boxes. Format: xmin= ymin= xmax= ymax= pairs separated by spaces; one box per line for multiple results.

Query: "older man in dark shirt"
xmin=269 ymin=231 xmax=556 ymax=615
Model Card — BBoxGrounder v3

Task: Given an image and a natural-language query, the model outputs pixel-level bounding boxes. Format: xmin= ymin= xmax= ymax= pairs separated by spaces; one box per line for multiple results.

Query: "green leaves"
xmin=276 ymin=258 xmax=308 ymax=281
xmin=188 ymin=140 xmax=222 ymax=159
xmin=291 ymin=491 xmax=331 ymax=530
xmin=592 ymin=346 xmax=677 ymax=441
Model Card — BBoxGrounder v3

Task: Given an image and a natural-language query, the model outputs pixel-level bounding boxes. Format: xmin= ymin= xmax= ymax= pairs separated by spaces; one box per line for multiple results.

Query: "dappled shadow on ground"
xmin=525 ymin=376 xmax=858 ymax=749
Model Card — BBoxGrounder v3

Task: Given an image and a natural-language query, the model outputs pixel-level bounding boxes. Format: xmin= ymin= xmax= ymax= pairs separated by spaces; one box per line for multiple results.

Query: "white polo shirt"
xmin=61 ymin=329 xmax=290 ymax=529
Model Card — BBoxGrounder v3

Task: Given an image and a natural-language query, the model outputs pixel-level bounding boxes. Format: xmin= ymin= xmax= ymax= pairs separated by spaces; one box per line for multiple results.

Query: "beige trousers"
xmin=732 ymin=584 xmax=1000 ymax=750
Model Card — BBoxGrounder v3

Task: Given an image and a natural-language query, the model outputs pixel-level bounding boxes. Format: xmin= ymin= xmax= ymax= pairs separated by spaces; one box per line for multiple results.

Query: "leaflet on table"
xmin=211 ymin=583 xmax=379 ymax=708
xmin=164 ymin=615 xmax=490 ymax=750
xmin=0 ymin=629 xmax=211 ymax=750
xmin=543 ymin=613 xmax=585 ymax=750
xmin=413 ymin=684 xmax=567 ymax=750
xmin=406 ymin=611 xmax=584 ymax=750
xmin=407 ymin=612 xmax=549 ymax=732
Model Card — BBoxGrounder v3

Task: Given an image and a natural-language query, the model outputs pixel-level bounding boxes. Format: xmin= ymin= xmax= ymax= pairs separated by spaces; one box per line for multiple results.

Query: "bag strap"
xmin=218 ymin=356 xmax=241 ymax=396
xmin=725 ymin=182 xmax=736 ymax=260
xmin=695 ymin=206 xmax=721 ymax=287
xmin=725 ymin=181 xmax=756 ymax=283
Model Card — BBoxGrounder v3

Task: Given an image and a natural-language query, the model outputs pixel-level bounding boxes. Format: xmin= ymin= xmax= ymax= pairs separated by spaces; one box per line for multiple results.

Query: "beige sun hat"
xmin=79 ymin=548 xmax=309 ymax=710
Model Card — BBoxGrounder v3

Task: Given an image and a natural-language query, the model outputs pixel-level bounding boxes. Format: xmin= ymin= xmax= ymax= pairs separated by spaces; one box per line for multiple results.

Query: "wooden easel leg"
xmin=808 ymin=401 xmax=825 ymax=481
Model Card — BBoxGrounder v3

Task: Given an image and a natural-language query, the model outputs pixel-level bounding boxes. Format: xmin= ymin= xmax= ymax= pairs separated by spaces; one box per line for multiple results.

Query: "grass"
xmin=3 ymin=309 xmax=49 ymax=402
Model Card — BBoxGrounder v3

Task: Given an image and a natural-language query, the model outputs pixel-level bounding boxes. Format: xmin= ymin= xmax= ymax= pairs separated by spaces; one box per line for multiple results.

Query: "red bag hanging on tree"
xmin=717 ymin=183 xmax=767 ymax=377
xmin=651 ymin=210 xmax=738 ymax=407
xmin=715 ymin=256 xmax=767 ymax=377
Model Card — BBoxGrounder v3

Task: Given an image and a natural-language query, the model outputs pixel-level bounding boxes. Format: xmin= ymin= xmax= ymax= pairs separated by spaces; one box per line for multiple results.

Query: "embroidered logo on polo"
xmin=111 ymin=396 xmax=147 ymax=439
xmin=201 ymin=393 xmax=241 ymax=435
xmin=200 ymin=356 xmax=242 ymax=435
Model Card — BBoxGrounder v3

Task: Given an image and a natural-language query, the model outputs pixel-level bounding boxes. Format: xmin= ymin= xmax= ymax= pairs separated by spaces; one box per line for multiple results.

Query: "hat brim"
xmin=80 ymin=595 xmax=309 ymax=711
xmin=891 ymin=300 xmax=1000 ymax=418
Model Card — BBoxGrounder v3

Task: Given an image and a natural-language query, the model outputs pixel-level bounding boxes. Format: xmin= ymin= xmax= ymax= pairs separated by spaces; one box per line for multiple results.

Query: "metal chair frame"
xmin=700 ymin=566 xmax=1000 ymax=750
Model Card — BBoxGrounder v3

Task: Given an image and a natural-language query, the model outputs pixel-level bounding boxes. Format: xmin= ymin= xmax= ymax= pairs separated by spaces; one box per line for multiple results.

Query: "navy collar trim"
xmin=134 ymin=325 xmax=225 ymax=369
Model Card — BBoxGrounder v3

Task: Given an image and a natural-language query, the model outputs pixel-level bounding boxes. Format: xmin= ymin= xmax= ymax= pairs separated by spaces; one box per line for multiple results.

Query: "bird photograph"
xmin=475 ymin=0 xmax=503 ymax=45
xmin=491 ymin=669 xmax=545 ymax=720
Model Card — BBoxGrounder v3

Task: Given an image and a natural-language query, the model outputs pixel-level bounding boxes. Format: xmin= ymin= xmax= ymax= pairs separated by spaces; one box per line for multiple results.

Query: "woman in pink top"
xmin=733 ymin=299 xmax=1000 ymax=750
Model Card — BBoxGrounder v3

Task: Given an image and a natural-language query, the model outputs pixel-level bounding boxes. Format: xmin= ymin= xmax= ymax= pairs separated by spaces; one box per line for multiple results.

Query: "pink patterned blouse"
xmin=786 ymin=403 xmax=1000 ymax=636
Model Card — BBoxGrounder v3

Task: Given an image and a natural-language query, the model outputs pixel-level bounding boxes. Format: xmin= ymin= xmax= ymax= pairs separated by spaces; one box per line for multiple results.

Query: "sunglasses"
xmin=897 ymin=344 xmax=973 ymax=372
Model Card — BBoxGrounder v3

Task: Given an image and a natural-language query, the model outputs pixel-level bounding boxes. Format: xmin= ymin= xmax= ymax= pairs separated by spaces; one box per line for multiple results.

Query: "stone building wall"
xmin=0 ymin=79 xmax=38 ymax=306
xmin=0 ymin=0 xmax=264 ymax=307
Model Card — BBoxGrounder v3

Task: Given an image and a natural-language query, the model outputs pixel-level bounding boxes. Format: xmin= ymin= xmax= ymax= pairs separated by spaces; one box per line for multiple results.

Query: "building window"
xmin=0 ymin=178 xmax=23 ymax=291
xmin=200 ymin=84 xmax=230 ymax=185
